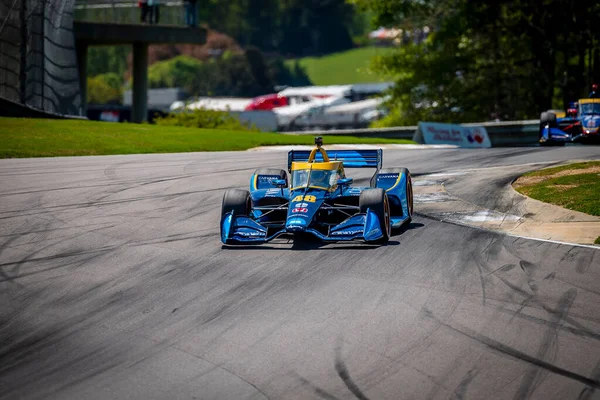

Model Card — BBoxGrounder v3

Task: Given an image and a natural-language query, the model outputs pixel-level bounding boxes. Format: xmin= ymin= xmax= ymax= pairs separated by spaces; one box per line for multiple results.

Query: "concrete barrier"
xmin=282 ymin=126 xmax=417 ymax=139
xmin=464 ymin=120 xmax=539 ymax=147
xmin=232 ymin=111 xmax=278 ymax=132
xmin=283 ymin=120 xmax=540 ymax=147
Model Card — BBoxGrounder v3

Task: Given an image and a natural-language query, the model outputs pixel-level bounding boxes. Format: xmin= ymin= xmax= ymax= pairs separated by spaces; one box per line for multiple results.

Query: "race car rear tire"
xmin=221 ymin=189 xmax=251 ymax=220
xmin=359 ymin=188 xmax=390 ymax=244
xmin=377 ymin=168 xmax=413 ymax=224
xmin=540 ymin=111 xmax=557 ymax=128
xmin=254 ymin=168 xmax=288 ymax=187
xmin=539 ymin=111 xmax=558 ymax=144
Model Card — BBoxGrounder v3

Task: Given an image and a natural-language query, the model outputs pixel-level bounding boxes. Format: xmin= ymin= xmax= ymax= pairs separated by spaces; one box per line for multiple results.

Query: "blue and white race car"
xmin=539 ymin=98 xmax=600 ymax=145
xmin=220 ymin=137 xmax=413 ymax=245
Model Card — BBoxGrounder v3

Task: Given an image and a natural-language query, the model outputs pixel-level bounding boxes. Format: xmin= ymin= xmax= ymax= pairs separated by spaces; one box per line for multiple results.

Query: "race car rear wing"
xmin=288 ymin=149 xmax=382 ymax=172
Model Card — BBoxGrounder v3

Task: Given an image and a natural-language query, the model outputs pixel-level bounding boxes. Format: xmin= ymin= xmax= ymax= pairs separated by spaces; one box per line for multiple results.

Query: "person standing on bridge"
xmin=589 ymin=84 xmax=598 ymax=98
xmin=148 ymin=0 xmax=160 ymax=24
xmin=139 ymin=0 xmax=149 ymax=23
xmin=184 ymin=0 xmax=198 ymax=27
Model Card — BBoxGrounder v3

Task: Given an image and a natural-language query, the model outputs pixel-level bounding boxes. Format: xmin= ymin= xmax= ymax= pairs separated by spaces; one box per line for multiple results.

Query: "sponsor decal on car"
xmin=291 ymin=207 xmax=308 ymax=213
xmin=236 ymin=231 xmax=263 ymax=237
xmin=258 ymin=175 xmax=279 ymax=181
xmin=378 ymin=174 xmax=399 ymax=179
xmin=294 ymin=202 xmax=309 ymax=208
xmin=292 ymin=195 xmax=317 ymax=203
xmin=331 ymin=229 xmax=363 ymax=236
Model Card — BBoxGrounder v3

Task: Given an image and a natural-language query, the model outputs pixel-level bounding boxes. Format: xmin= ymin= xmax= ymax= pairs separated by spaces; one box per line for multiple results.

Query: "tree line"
xmin=354 ymin=0 xmax=600 ymax=124
xmin=198 ymin=0 xmax=360 ymax=56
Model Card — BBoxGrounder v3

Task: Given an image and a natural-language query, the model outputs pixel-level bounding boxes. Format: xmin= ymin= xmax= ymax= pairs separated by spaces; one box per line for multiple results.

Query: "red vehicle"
xmin=245 ymin=94 xmax=289 ymax=111
xmin=245 ymin=84 xmax=393 ymax=112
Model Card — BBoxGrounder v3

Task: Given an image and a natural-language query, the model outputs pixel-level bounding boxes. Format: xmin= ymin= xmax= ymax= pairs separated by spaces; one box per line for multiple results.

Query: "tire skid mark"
xmin=0 ymin=181 xmax=147 ymax=197
xmin=334 ymin=342 xmax=370 ymax=400
xmin=0 ymin=224 xmax=118 ymax=249
xmin=0 ymin=187 xmax=236 ymax=220
xmin=578 ymin=359 xmax=600 ymax=400
xmin=334 ymin=335 xmax=453 ymax=399
xmin=423 ymin=307 xmax=600 ymax=391
xmin=292 ymin=372 xmax=341 ymax=400
xmin=0 ymin=245 xmax=117 ymax=268
xmin=0 ymin=250 xmax=110 ymax=284
xmin=491 ymin=263 xmax=599 ymax=340
xmin=0 ymin=234 xmax=29 ymax=287
xmin=92 ymin=174 xmax=191 ymax=203
xmin=449 ymin=368 xmax=479 ymax=400
xmin=512 ymin=288 xmax=577 ymax=400
xmin=491 ymin=265 xmax=600 ymax=342
xmin=519 ymin=260 xmax=540 ymax=294
xmin=350 ymin=281 xmax=465 ymax=393
xmin=553 ymin=276 xmax=600 ymax=298
xmin=172 ymin=345 xmax=270 ymax=400
xmin=495 ymin=305 xmax=600 ymax=342
xmin=0 ymin=219 xmax=61 ymax=287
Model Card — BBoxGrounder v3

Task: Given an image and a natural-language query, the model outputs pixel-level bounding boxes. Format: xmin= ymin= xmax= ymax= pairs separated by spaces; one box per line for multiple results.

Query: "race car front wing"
xmin=540 ymin=126 xmax=571 ymax=144
xmin=220 ymin=209 xmax=385 ymax=245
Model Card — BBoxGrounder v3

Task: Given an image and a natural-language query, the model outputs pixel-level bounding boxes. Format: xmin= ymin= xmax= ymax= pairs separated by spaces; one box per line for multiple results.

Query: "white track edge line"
xmin=415 ymin=212 xmax=600 ymax=251
xmin=504 ymin=233 xmax=600 ymax=250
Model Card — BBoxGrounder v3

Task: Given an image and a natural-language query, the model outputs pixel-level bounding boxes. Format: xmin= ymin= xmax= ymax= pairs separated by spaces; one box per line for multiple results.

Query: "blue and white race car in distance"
xmin=220 ymin=137 xmax=413 ymax=245
xmin=539 ymin=98 xmax=600 ymax=145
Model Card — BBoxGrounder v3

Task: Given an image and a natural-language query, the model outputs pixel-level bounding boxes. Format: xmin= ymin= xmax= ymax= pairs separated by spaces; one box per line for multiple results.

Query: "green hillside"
xmin=0 ymin=117 xmax=415 ymax=158
xmin=287 ymin=46 xmax=395 ymax=86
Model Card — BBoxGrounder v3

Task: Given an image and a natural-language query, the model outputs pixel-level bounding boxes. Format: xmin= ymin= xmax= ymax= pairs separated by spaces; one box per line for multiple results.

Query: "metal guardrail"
xmin=283 ymin=120 xmax=541 ymax=147
xmin=74 ymin=0 xmax=188 ymax=25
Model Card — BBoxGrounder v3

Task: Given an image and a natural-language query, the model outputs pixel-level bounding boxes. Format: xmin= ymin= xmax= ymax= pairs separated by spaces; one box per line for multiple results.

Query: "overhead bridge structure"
xmin=0 ymin=0 xmax=205 ymax=121
xmin=74 ymin=0 xmax=205 ymax=122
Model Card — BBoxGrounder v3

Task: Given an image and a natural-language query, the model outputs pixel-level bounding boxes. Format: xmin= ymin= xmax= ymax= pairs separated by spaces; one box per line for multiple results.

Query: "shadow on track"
xmin=392 ymin=221 xmax=424 ymax=236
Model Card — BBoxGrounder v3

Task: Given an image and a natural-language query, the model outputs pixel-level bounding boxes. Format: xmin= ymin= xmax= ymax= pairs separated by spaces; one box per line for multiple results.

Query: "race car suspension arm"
xmin=253 ymin=203 xmax=289 ymax=218
xmin=320 ymin=204 xmax=360 ymax=218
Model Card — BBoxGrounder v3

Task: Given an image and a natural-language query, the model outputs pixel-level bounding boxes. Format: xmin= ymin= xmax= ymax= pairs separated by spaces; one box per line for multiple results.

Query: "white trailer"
xmin=288 ymin=97 xmax=387 ymax=130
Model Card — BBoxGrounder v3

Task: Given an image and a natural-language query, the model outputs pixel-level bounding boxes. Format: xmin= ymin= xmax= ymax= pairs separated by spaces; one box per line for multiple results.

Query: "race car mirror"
xmin=338 ymin=178 xmax=353 ymax=186
xmin=271 ymin=178 xmax=287 ymax=196
xmin=272 ymin=179 xmax=287 ymax=188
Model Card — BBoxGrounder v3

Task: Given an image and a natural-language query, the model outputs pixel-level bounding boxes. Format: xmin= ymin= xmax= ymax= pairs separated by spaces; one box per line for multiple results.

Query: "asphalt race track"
xmin=1 ymin=146 xmax=600 ymax=400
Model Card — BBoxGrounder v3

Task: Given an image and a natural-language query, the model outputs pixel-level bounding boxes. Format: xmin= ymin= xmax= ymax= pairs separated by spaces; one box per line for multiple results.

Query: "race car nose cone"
xmin=286 ymin=218 xmax=307 ymax=232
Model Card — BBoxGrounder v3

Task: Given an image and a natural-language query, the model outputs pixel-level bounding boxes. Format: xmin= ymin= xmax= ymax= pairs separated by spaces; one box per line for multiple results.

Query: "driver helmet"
xmin=567 ymin=102 xmax=577 ymax=115
xmin=311 ymin=170 xmax=329 ymax=186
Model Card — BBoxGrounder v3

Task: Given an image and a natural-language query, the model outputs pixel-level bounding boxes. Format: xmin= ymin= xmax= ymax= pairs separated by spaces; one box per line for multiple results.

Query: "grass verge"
xmin=513 ymin=161 xmax=600 ymax=217
xmin=286 ymin=46 xmax=394 ymax=86
xmin=0 ymin=117 xmax=415 ymax=158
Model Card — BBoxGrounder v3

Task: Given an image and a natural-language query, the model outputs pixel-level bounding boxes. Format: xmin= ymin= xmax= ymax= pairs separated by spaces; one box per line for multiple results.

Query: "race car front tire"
xmin=221 ymin=189 xmax=251 ymax=220
xmin=359 ymin=188 xmax=390 ymax=244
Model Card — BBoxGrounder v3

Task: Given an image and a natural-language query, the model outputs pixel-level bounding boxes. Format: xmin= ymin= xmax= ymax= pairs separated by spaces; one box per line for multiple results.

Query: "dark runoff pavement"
xmin=1 ymin=145 xmax=600 ymax=400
